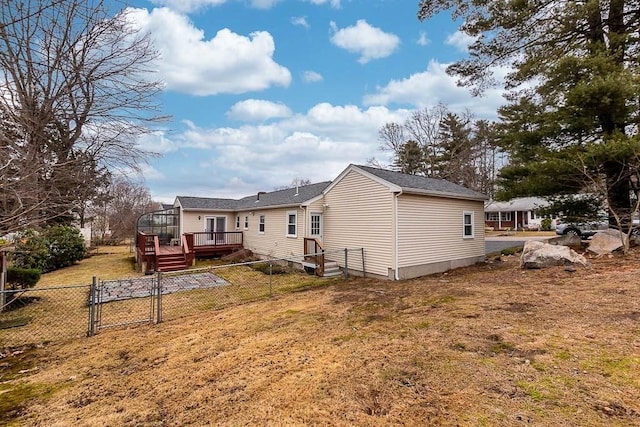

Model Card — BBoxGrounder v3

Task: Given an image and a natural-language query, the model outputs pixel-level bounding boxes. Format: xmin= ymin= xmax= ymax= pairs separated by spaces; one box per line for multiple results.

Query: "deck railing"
xmin=190 ymin=231 xmax=243 ymax=248
xmin=136 ymin=232 xmax=160 ymax=272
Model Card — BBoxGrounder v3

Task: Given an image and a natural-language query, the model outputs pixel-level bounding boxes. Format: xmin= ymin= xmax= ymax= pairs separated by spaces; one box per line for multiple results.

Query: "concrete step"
xmin=321 ymin=261 xmax=342 ymax=277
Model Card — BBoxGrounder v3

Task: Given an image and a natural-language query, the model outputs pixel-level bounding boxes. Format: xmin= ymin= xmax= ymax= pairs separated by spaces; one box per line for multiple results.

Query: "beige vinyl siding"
xmin=181 ymin=211 xmax=203 ymax=233
xmin=242 ymin=207 xmax=306 ymax=258
xmin=397 ymin=194 xmax=485 ymax=268
xmin=181 ymin=211 xmax=234 ymax=233
xmin=323 ymin=170 xmax=395 ymax=278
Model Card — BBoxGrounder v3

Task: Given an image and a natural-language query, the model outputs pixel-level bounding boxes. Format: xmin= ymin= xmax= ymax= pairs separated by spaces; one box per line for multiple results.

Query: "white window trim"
xmin=259 ymin=214 xmax=265 ymax=234
xmin=286 ymin=210 xmax=297 ymax=238
xmin=244 ymin=215 xmax=249 ymax=230
xmin=236 ymin=215 xmax=240 ymax=230
xmin=463 ymin=211 xmax=474 ymax=239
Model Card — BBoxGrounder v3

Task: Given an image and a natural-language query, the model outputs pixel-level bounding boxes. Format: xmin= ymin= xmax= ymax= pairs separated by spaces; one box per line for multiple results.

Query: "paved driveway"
xmin=485 ymin=235 xmax=551 ymax=254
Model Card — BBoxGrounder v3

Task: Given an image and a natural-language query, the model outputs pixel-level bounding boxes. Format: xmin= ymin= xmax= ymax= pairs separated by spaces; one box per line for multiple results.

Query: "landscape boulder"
xmin=520 ymin=240 xmax=589 ymax=269
xmin=588 ymin=229 xmax=627 ymax=255
xmin=221 ymin=248 xmax=255 ymax=263
xmin=547 ymin=234 xmax=582 ymax=248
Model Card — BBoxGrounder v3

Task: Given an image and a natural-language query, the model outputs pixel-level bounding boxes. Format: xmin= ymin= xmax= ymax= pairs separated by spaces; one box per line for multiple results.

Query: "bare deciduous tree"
xmin=0 ymin=0 xmax=166 ymax=234
xmin=103 ymin=177 xmax=161 ymax=241
xmin=274 ymin=177 xmax=313 ymax=191
xmin=377 ymin=104 xmax=502 ymax=194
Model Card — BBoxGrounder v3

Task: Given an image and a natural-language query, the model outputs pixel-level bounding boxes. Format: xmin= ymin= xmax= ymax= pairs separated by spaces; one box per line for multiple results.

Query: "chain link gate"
xmin=88 ymin=273 xmax=162 ymax=335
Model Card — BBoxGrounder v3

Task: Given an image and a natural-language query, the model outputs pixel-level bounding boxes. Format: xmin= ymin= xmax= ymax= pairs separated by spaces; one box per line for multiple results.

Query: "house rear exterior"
xmin=138 ymin=164 xmax=487 ymax=280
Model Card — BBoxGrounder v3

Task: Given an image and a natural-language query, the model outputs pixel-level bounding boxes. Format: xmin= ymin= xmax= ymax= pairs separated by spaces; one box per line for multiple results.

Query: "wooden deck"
xmin=187 ymin=231 xmax=243 ymax=257
xmin=138 ymin=231 xmax=244 ymax=273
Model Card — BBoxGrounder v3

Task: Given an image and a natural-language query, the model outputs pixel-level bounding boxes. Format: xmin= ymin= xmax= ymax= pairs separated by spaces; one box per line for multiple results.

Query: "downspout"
xmin=394 ymin=190 xmax=402 ymax=280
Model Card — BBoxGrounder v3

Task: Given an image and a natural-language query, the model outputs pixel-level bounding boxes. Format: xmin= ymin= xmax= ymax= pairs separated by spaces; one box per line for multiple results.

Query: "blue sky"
xmin=120 ymin=0 xmax=506 ymax=202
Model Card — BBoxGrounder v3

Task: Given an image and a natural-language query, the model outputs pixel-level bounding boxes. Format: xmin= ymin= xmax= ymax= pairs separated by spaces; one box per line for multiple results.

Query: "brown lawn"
xmin=1 ymin=247 xmax=640 ymax=426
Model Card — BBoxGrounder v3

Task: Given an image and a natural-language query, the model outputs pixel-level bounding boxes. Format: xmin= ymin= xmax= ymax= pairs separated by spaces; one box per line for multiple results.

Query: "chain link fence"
xmin=1 ymin=248 xmax=365 ymax=348
xmin=0 ymin=284 xmax=91 ymax=347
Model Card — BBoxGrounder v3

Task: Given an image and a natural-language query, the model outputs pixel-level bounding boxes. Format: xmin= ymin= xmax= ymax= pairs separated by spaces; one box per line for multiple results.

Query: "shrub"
xmin=11 ymin=229 xmax=49 ymax=272
xmin=541 ymin=217 xmax=552 ymax=231
xmin=44 ymin=225 xmax=86 ymax=271
xmin=6 ymin=267 xmax=41 ymax=290
xmin=12 ymin=226 xmax=86 ymax=273
xmin=251 ymin=262 xmax=288 ymax=275
xmin=501 ymin=246 xmax=522 ymax=256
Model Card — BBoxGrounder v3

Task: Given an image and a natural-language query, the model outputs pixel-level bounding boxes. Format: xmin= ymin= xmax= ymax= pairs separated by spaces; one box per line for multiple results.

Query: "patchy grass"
xmin=0 ymin=247 xmax=141 ymax=347
xmin=2 ymin=247 xmax=640 ymax=425
xmin=38 ymin=245 xmax=139 ymax=286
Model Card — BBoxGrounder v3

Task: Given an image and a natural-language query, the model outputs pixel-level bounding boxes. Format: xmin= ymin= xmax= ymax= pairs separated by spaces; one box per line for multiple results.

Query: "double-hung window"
xmin=244 ymin=216 xmax=249 ymax=230
xmin=236 ymin=216 xmax=240 ymax=229
xmin=463 ymin=211 xmax=474 ymax=238
xmin=259 ymin=215 xmax=265 ymax=233
xmin=286 ymin=211 xmax=297 ymax=237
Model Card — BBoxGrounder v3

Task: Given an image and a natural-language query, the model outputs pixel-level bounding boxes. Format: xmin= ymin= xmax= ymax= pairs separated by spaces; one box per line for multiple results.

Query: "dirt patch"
xmin=3 ymin=248 xmax=640 ymax=426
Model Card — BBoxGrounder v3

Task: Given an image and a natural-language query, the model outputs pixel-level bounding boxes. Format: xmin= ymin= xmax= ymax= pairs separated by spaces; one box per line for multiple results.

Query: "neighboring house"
xmin=484 ymin=197 xmax=559 ymax=230
xmin=138 ymin=164 xmax=487 ymax=280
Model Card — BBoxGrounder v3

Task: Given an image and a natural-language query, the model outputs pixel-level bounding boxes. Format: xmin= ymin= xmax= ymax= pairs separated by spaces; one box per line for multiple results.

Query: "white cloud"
xmin=302 ymin=70 xmax=323 ymax=83
xmin=362 ymin=60 xmax=507 ymax=119
xmin=146 ymin=102 xmax=411 ymax=198
xmin=417 ymin=31 xmax=430 ymax=46
xmin=227 ymin=99 xmax=293 ymax=122
xmin=151 ymin=0 xmax=281 ymax=12
xmin=291 ymin=16 xmax=309 ymax=28
xmin=136 ymin=131 xmax=178 ymax=155
xmin=128 ymin=7 xmax=291 ymax=96
xmin=151 ymin=0 xmax=227 ymax=13
xmin=445 ymin=30 xmax=477 ymax=52
xmin=307 ymin=0 xmax=341 ymax=8
xmin=329 ymin=20 xmax=400 ymax=64
xmin=249 ymin=0 xmax=282 ymax=9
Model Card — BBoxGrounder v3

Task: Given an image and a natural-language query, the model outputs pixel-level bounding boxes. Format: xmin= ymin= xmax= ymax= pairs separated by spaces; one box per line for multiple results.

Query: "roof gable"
xmin=325 ymin=164 xmax=487 ymax=201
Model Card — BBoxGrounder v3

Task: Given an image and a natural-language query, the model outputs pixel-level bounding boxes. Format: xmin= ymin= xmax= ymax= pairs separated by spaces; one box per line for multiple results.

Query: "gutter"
xmin=394 ymin=190 xmax=402 ymax=280
xmin=402 ymin=188 xmax=488 ymax=202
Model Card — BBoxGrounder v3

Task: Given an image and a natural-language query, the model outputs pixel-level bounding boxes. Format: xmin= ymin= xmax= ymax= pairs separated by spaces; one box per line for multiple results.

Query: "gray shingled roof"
xmin=356 ymin=165 xmax=488 ymax=200
xmin=176 ymin=181 xmax=331 ymax=211
xmin=176 ymin=166 xmax=485 ymax=211
xmin=176 ymin=196 xmax=240 ymax=210
xmin=235 ymin=181 xmax=330 ymax=210
xmin=485 ymin=197 xmax=549 ymax=212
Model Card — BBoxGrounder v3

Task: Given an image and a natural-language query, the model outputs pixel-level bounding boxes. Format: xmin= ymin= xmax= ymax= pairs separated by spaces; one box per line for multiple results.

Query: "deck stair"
xmin=156 ymin=252 xmax=188 ymax=272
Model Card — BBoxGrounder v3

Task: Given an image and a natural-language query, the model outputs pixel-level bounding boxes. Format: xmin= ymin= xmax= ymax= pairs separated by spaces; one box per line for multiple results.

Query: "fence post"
xmin=361 ymin=248 xmax=365 ymax=278
xmin=88 ymin=276 xmax=97 ymax=336
xmin=344 ymin=248 xmax=348 ymax=279
xmin=156 ymin=271 xmax=162 ymax=324
xmin=269 ymin=261 xmax=273 ymax=295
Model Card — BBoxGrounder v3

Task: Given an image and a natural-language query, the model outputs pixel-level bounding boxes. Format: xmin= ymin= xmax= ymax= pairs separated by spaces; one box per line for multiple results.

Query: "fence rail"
xmin=0 ymin=248 xmax=365 ymax=347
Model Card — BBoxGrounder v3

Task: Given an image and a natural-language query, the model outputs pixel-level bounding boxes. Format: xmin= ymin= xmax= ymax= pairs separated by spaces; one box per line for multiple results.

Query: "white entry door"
xmin=310 ymin=213 xmax=323 ymax=241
